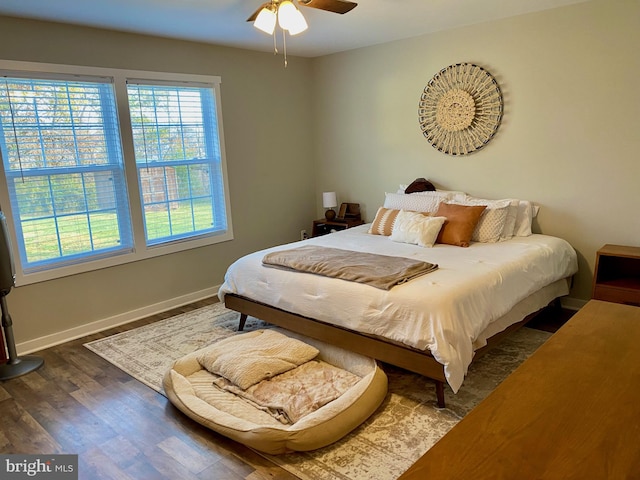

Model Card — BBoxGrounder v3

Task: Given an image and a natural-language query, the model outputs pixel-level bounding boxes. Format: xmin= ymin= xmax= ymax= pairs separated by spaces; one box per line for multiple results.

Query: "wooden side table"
xmin=311 ymin=218 xmax=364 ymax=237
xmin=592 ymin=244 xmax=640 ymax=306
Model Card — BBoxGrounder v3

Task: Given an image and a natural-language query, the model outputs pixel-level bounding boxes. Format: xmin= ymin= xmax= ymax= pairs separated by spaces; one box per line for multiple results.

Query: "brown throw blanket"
xmin=262 ymin=245 xmax=438 ymax=290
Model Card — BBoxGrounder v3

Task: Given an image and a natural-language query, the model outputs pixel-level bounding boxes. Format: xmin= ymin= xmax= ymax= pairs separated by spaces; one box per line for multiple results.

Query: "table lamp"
xmin=322 ymin=192 xmax=338 ymax=221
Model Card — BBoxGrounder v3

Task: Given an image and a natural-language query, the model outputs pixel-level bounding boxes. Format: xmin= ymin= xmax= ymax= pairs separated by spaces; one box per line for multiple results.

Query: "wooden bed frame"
xmin=225 ymin=293 xmax=552 ymax=408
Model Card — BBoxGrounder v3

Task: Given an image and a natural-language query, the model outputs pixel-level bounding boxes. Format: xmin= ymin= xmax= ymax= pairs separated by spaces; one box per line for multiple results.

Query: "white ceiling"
xmin=0 ymin=0 xmax=588 ymax=58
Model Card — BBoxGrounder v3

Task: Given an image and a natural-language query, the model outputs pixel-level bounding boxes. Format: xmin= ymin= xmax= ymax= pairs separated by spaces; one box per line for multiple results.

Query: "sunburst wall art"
xmin=418 ymin=63 xmax=503 ymax=156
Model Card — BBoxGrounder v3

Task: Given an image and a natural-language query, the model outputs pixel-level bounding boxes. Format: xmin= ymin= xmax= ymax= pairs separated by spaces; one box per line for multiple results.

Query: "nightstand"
xmin=311 ymin=218 xmax=365 ymax=237
xmin=592 ymin=244 xmax=640 ymax=306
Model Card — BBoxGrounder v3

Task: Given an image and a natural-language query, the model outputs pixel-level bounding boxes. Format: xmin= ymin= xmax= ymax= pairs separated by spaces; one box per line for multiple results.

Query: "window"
xmin=0 ymin=61 xmax=232 ymax=285
xmin=127 ymin=81 xmax=227 ymax=246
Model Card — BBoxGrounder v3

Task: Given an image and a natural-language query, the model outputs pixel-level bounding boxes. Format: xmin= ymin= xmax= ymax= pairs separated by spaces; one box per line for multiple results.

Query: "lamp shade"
xmin=278 ymin=1 xmax=308 ymax=35
xmin=254 ymin=5 xmax=277 ymax=34
xmin=286 ymin=13 xmax=308 ymax=35
xmin=322 ymin=192 xmax=338 ymax=209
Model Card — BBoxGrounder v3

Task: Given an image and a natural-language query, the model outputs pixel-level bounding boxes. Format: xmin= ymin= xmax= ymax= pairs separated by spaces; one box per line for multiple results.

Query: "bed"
xmin=218 ymin=191 xmax=578 ymax=407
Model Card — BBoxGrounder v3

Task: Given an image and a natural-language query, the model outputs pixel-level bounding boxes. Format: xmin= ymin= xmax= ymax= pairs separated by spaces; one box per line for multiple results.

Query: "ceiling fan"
xmin=247 ymin=0 xmax=358 ymax=24
xmin=247 ymin=0 xmax=357 ymax=66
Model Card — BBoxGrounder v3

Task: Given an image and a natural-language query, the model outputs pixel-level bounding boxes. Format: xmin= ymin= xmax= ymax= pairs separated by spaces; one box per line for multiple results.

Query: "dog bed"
xmin=163 ymin=328 xmax=388 ymax=454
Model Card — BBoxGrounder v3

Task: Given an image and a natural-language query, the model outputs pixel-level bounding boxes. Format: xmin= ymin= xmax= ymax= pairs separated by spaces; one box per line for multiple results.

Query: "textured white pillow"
xmin=450 ymin=197 xmax=510 ymax=243
xmin=472 ymin=206 xmax=509 ymax=242
xmin=390 ymin=210 xmax=447 ymax=247
xmin=462 ymin=195 xmax=519 ymax=240
xmin=383 ymin=191 xmax=452 ymax=213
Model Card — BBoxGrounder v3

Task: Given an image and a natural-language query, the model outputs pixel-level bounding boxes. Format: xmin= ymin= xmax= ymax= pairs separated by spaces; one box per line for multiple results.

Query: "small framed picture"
xmin=345 ymin=203 xmax=360 ymax=218
xmin=338 ymin=203 xmax=348 ymax=219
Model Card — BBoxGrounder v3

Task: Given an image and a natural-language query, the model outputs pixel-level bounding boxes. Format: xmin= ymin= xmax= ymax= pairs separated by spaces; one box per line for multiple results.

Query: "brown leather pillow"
xmin=435 ymin=203 xmax=487 ymax=247
xmin=404 ymin=178 xmax=436 ymax=194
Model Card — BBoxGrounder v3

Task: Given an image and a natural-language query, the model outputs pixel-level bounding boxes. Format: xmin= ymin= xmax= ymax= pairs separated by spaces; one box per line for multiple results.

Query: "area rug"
xmin=84 ymin=302 xmax=551 ymax=480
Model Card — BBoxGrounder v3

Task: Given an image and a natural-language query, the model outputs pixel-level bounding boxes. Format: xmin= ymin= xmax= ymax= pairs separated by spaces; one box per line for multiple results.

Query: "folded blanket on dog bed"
xmin=197 ymin=329 xmax=319 ymax=389
xmin=213 ymin=359 xmax=360 ymax=424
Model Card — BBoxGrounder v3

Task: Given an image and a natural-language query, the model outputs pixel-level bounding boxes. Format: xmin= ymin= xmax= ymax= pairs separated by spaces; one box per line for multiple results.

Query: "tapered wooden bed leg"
xmin=238 ymin=313 xmax=247 ymax=331
xmin=435 ymin=381 xmax=446 ymax=408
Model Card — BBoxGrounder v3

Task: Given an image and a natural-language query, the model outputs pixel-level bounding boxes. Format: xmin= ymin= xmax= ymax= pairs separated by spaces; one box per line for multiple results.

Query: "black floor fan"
xmin=0 ymin=211 xmax=43 ymax=380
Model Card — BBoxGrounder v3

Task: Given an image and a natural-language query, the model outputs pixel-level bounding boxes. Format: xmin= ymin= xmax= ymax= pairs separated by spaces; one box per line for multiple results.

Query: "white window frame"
xmin=0 ymin=60 xmax=233 ymax=286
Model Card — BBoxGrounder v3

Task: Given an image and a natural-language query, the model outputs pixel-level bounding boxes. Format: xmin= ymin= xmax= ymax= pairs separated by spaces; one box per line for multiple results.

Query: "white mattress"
xmin=219 ymin=225 xmax=578 ymax=392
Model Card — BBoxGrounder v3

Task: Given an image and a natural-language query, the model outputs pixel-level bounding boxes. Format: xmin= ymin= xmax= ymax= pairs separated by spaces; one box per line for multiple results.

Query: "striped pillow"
xmin=368 ymin=207 xmax=401 ymax=236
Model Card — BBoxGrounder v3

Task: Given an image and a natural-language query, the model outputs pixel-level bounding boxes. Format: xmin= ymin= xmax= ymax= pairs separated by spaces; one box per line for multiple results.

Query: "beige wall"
xmin=2 ymin=0 xmax=638 ymax=349
xmin=0 ymin=17 xmax=316 ymax=348
xmin=311 ymin=0 xmax=639 ymax=303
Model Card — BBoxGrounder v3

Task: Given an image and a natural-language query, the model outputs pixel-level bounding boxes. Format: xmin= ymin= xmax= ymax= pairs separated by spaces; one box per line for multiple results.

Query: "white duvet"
xmin=218 ymin=225 xmax=578 ymax=392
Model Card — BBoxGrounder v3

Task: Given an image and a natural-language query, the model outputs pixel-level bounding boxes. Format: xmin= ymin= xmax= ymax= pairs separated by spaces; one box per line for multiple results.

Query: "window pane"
xmin=127 ymin=83 xmax=227 ymax=245
xmin=0 ymin=77 xmax=133 ymax=272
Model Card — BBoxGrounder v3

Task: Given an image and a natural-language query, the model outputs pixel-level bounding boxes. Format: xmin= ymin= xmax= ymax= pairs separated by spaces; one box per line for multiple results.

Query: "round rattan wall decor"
xmin=418 ymin=63 xmax=503 ymax=156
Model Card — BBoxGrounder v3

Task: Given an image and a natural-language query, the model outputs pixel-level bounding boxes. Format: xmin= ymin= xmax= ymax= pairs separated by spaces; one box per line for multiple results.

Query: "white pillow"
xmin=437 ymin=190 xmax=467 ymax=202
xmin=383 ymin=191 xmax=452 ymax=213
xmin=398 ymin=185 xmax=467 ymax=201
xmin=513 ymin=201 xmax=538 ymax=237
xmin=390 ymin=210 xmax=446 ymax=247
xmin=501 ymin=200 xmax=520 ymax=239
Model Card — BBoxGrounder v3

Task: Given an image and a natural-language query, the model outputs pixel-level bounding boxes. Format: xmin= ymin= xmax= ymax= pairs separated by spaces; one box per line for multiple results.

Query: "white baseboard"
xmin=17 ymin=290 xmax=589 ymax=355
xmin=17 ymin=285 xmax=220 ymax=355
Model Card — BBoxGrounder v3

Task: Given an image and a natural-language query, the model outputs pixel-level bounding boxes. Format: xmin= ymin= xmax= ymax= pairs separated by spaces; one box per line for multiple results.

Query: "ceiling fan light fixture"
xmin=285 ymin=11 xmax=308 ymax=35
xmin=254 ymin=5 xmax=277 ymax=35
xmin=278 ymin=1 xmax=308 ymax=35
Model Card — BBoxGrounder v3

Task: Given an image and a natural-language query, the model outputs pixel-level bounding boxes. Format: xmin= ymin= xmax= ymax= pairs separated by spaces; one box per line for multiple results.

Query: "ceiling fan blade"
xmin=298 ymin=0 xmax=358 ymax=14
xmin=247 ymin=2 xmax=270 ymax=22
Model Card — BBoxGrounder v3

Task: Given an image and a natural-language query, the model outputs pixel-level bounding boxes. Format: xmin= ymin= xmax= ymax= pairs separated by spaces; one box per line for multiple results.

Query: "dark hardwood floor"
xmin=0 ymin=298 xmax=574 ymax=479
xmin=0 ymin=297 xmax=297 ymax=480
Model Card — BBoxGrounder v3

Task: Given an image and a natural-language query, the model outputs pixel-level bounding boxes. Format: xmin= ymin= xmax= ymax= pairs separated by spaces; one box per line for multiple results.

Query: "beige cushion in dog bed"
xmin=163 ymin=328 xmax=388 ymax=454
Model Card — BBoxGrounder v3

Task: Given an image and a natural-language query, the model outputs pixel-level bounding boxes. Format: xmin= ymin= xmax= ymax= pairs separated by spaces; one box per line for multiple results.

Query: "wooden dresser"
xmin=399 ymin=300 xmax=640 ymax=480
